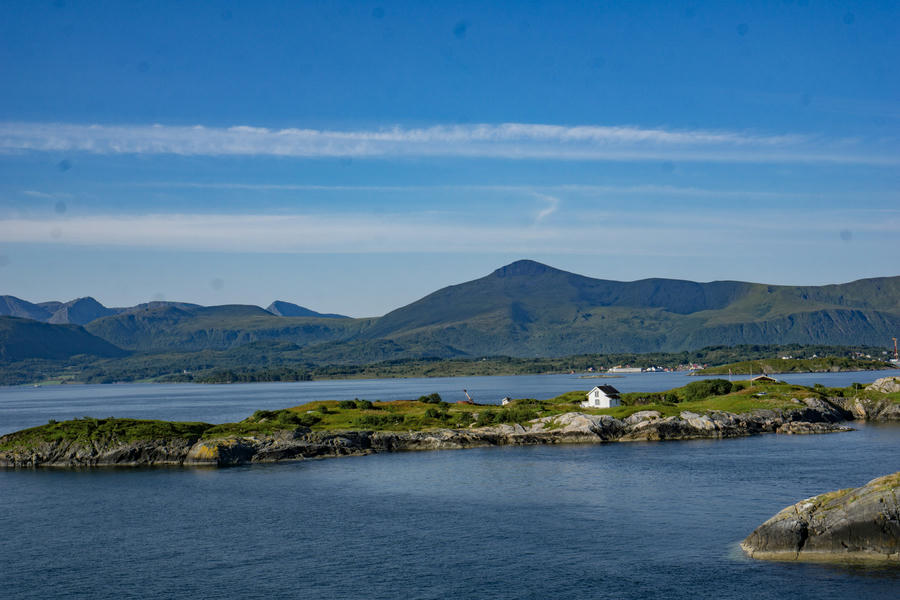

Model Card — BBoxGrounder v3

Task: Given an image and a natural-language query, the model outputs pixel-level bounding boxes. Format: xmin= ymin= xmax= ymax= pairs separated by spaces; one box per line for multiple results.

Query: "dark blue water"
xmin=2 ymin=371 xmax=899 ymax=598
xmin=2 ymin=424 xmax=899 ymax=599
xmin=1 ymin=369 xmax=896 ymax=435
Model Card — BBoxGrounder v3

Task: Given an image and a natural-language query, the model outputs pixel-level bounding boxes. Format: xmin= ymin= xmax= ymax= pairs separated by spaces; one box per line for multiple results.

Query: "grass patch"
xmin=0 ymin=417 xmax=211 ymax=451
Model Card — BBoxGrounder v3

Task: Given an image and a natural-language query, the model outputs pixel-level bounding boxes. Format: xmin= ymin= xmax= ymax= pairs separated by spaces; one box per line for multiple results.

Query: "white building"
xmin=582 ymin=385 xmax=621 ymax=408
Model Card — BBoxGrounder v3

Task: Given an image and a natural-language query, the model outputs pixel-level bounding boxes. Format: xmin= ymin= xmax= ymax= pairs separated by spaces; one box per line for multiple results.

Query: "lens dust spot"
xmin=210 ymin=278 xmax=224 ymax=291
xmin=453 ymin=20 xmax=468 ymax=39
xmin=839 ymin=230 xmax=852 ymax=242
xmin=50 ymin=227 xmax=62 ymax=240
xmin=843 ymin=12 xmax=855 ymax=25
xmin=137 ymin=61 xmax=150 ymax=73
xmin=152 ymin=292 xmax=166 ymax=301
xmin=54 ymin=200 xmax=67 ymax=214
xmin=800 ymin=92 xmax=811 ymax=107
xmin=57 ymin=159 xmax=72 ymax=172
xmin=0 ymin=255 xmax=9 ymax=267
xmin=372 ymin=7 xmax=384 ymax=19
xmin=736 ymin=23 xmax=749 ymax=36
xmin=221 ymin=9 xmax=233 ymax=20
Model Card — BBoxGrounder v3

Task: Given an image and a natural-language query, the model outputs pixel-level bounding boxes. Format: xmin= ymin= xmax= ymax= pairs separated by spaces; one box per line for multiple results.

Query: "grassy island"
xmin=693 ymin=357 xmax=894 ymax=376
xmin=4 ymin=380 xmax=897 ymax=453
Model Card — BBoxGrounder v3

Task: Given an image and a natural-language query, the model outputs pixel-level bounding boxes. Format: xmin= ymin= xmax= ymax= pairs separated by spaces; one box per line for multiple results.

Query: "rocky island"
xmin=741 ymin=472 xmax=900 ymax=563
xmin=2 ymin=378 xmax=898 ymax=468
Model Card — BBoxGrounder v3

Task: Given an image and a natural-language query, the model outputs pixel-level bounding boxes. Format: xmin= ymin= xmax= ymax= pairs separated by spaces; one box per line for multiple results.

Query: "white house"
xmin=582 ymin=385 xmax=621 ymax=408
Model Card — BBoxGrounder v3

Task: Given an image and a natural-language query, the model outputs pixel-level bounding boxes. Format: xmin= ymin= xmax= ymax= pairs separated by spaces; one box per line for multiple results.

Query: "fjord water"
xmin=2 ymin=370 xmax=899 ymax=599
xmin=3 ymin=424 xmax=899 ymax=599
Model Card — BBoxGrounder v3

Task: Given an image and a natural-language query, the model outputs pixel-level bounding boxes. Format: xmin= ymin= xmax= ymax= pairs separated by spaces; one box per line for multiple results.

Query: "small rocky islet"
xmin=736 ymin=377 xmax=900 ymax=565
xmin=741 ymin=472 xmax=900 ymax=564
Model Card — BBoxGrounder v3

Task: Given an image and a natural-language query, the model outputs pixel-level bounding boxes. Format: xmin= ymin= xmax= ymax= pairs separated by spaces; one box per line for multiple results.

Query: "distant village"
xmin=570 ymin=347 xmax=899 ymax=376
xmin=573 ymin=364 xmax=708 ymax=375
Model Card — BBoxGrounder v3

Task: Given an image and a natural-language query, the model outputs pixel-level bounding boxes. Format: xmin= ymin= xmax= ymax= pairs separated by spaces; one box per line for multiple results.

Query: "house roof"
xmin=751 ymin=375 xmax=777 ymax=382
xmin=590 ymin=385 xmax=620 ymax=395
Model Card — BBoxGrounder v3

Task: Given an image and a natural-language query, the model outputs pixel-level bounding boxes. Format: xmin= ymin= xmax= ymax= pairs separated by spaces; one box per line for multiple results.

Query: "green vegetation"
xmin=2 ymin=343 xmax=892 ymax=387
xmin=354 ymin=261 xmax=900 ymax=358
xmin=695 ymin=357 xmax=894 ymax=376
xmin=190 ymin=368 xmax=312 ymax=383
xmin=0 ymin=417 xmax=211 ymax=451
xmin=5 ymin=262 xmax=899 ymax=374
xmin=8 ymin=379 xmax=893 ymax=453
xmin=83 ymin=303 xmax=375 ymax=353
xmin=0 ymin=316 xmax=127 ymax=362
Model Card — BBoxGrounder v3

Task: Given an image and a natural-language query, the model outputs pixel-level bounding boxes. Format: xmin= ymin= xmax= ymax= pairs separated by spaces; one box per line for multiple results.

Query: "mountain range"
xmin=2 ymin=260 xmax=898 ymax=363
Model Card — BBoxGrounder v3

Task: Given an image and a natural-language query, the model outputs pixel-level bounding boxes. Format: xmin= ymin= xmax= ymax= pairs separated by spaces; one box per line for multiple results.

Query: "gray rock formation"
xmin=741 ymin=472 xmax=900 ymax=563
xmin=867 ymin=376 xmax=900 ymax=394
xmin=775 ymin=421 xmax=852 ymax=435
xmin=827 ymin=394 xmax=900 ymax=421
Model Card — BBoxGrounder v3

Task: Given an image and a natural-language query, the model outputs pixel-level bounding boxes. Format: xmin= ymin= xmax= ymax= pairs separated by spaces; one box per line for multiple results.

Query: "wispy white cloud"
xmin=534 ymin=194 xmax=560 ymax=223
xmin=0 ymin=214 xmax=562 ymax=254
xmin=0 ymin=210 xmax=895 ymax=256
xmin=124 ymin=180 xmax=849 ymax=201
xmin=0 ymin=121 xmax=894 ymax=165
xmin=22 ymin=190 xmax=74 ymax=199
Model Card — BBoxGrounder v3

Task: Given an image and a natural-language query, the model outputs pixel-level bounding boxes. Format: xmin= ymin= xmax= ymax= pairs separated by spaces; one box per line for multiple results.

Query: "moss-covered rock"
xmin=742 ymin=472 xmax=900 ymax=563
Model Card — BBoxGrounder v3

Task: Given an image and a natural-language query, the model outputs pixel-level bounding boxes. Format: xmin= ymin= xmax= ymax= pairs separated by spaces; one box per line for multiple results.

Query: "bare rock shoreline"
xmin=0 ymin=396 xmax=866 ymax=468
xmin=741 ymin=472 xmax=900 ymax=564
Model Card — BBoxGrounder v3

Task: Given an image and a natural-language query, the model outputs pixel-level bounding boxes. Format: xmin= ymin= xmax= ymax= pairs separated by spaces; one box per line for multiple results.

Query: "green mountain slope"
xmin=0 ymin=316 xmax=128 ymax=361
xmin=0 ymin=296 xmax=52 ymax=321
xmin=47 ymin=297 xmax=119 ymax=325
xmin=358 ymin=260 xmax=900 ymax=356
xmin=11 ymin=260 xmax=899 ymax=360
xmin=85 ymin=303 xmax=375 ymax=352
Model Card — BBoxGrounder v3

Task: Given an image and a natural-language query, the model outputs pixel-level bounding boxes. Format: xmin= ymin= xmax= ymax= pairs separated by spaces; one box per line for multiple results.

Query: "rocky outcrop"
xmin=0 ymin=437 xmax=198 ymax=468
xmin=0 ymin=397 xmax=858 ymax=468
xmin=868 ymin=377 xmax=900 ymax=394
xmin=827 ymin=394 xmax=900 ymax=421
xmin=741 ymin=472 xmax=900 ymax=563
xmin=775 ymin=421 xmax=852 ymax=435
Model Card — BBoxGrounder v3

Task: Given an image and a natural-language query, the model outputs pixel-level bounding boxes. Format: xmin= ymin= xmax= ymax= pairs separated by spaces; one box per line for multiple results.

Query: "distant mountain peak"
xmin=48 ymin=296 xmax=117 ymax=325
xmin=266 ymin=301 xmax=348 ymax=319
xmin=0 ymin=295 xmax=53 ymax=321
xmin=491 ymin=259 xmax=563 ymax=278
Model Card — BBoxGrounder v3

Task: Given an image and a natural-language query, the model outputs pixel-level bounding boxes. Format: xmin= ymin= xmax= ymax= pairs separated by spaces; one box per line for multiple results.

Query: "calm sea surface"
xmin=2 ymin=370 xmax=899 ymax=599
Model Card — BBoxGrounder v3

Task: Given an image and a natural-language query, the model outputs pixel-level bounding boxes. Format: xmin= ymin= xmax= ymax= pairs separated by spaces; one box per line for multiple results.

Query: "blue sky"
xmin=0 ymin=0 xmax=897 ymax=316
